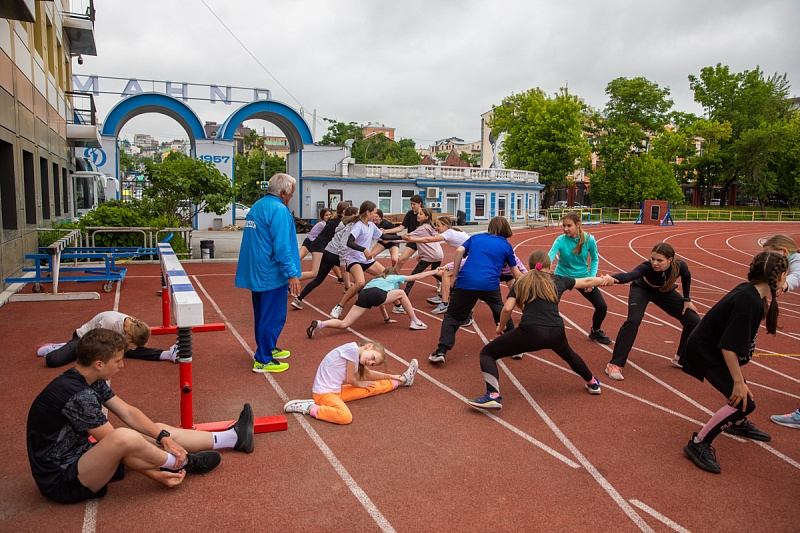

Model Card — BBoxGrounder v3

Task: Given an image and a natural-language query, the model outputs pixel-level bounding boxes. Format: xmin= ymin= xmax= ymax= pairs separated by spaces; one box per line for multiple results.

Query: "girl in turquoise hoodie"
xmin=547 ymin=211 xmax=611 ymax=345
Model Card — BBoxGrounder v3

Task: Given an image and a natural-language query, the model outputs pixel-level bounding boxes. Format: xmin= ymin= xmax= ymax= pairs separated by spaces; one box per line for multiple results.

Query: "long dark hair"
xmin=651 ymin=242 xmax=680 ymax=292
xmin=562 ymin=211 xmax=587 ymax=255
xmin=748 ymin=251 xmax=788 ymax=334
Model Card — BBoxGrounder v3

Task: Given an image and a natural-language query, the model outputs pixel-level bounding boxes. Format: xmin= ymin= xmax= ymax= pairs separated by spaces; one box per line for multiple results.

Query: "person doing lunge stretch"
xmin=298 ymin=208 xmax=332 ymax=282
xmin=428 ymin=216 xmax=521 ymax=365
xmin=468 ymin=250 xmax=613 ymax=410
xmin=307 ymin=266 xmax=442 ymax=338
xmin=680 ymin=251 xmax=787 ymax=473
xmin=548 ymin=211 xmax=611 ymax=345
xmin=369 ymin=209 xmax=400 ymax=267
xmin=283 ymin=340 xmax=418 ymax=425
xmin=605 ymin=242 xmax=700 ymax=381
xmin=391 ymin=207 xmax=443 ymax=314
xmin=380 ymin=194 xmax=424 ymax=271
xmin=330 ymin=201 xmax=387 ymax=319
xmin=37 ymin=311 xmax=177 ymax=368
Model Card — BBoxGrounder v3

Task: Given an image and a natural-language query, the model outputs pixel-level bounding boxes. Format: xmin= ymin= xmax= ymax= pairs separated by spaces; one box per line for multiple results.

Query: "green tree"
xmin=460 ymin=151 xmax=480 ymax=166
xmin=242 ymin=129 xmax=264 ymax=150
xmin=118 ymin=148 xmax=136 ymax=173
xmin=589 ymin=77 xmax=682 ymax=206
xmin=351 ymin=134 xmax=421 ymax=166
xmin=143 ymin=153 xmax=238 ymax=226
xmin=233 ymin=150 xmax=286 ymax=205
xmin=490 ymin=87 xmax=590 ymax=202
xmin=320 ymin=119 xmax=363 ymax=145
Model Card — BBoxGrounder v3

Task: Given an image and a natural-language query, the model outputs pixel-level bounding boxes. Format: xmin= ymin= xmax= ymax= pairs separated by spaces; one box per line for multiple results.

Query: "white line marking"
xmin=629 ymin=499 xmax=691 ymax=533
xmin=81 ymin=499 xmax=98 ymax=533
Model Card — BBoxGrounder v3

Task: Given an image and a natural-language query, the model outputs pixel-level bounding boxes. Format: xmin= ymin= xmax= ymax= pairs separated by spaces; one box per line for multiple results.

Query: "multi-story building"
xmin=418 ymin=137 xmax=481 ymax=163
xmin=361 ymin=122 xmax=394 ymax=141
xmin=1 ymin=0 xmax=100 ymax=285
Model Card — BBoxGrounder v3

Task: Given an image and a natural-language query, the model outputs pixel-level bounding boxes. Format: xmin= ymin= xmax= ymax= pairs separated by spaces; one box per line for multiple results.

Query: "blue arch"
xmin=100 ymin=93 xmax=206 ymax=142
xmin=218 ymin=100 xmax=312 ymax=151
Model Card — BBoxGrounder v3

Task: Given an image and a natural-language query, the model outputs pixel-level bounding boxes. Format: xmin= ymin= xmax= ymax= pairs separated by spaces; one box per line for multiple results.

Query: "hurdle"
xmin=155 ymin=242 xmax=287 ymax=434
xmin=635 ymin=200 xmax=675 ymax=226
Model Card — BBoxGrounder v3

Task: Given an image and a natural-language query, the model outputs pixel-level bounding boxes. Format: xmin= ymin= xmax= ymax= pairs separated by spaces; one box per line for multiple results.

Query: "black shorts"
xmin=354 ymin=287 xmax=389 ymax=309
xmin=404 ymin=242 xmax=418 ymax=251
xmin=301 ymin=237 xmax=313 ymax=250
xmin=38 ymin=458 xmax=109 ymax=504
xmin=347 ymin=261 xmax=375 ymax=273
xmin=380 ymin=241 xmax=399 ymax=249
xmin=499 ymin=274 xmax=513 ymax=283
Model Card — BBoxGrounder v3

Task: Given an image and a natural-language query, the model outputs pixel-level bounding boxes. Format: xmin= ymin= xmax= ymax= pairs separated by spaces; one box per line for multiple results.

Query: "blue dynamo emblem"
xmin=84 ymin=147 xmax=107 ymax=167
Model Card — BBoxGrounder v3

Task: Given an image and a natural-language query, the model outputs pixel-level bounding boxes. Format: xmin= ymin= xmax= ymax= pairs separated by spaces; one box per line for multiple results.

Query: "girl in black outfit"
xmin=606 ymin=242 xmax=700 ymax=381
xmin=680 ymin=251 xmax=787 ymax=473
xmin=468 ymin=250 xmax=613 ymax=410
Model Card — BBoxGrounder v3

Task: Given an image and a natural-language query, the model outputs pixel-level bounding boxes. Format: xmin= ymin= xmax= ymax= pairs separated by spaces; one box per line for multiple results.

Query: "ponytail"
xmin=748 ymin=251 xmax=788 ymax=335
xmin=512 ymin=250 xmax=558 ymax=309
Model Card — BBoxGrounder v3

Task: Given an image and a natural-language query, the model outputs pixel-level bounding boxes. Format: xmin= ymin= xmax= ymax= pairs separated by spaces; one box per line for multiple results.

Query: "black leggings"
xmin=298 ymin=250 xmax=339 ymax=301
xmin=404 ymin=259 xmax=441 ymax=296
xmin=46 ymin=331 xmax=164 ymax=368
xmin=577 ymin=287 xmax=608 ymax=331
xmin=479 ymin=324 xmax=593 ymax=394
xmin=436 ymin=287 xmax=513 ymax=354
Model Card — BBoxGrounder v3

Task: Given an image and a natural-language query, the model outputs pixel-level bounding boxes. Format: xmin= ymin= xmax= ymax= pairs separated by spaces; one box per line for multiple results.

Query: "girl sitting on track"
xmin=428 ymin=216 xmax=522 ymax=365
xmin=605 ymin=242 xmax=700 ymax=381
xmin=283 ymin=340 xmax=418 ymax=425
xmin=330 ymin=201 xmax=387 ymax=319
xmin=680 ymin=251 xmax=787 ymax=473
xmin=391 ymin=207 xmax=443 ymax=313
xmin=306 ymin=267 xmax=442 ymax=338
xmin=298 ymin=208 xmax=332 ymax=282
xmin=468 ymin=250 xmax=613 ymax=410
xmin=38 ymin=310 xmax=176 ymax=367
xmin=292 ymin=205 xmax=357 ymax=310
xmin=548 ymin=211 xmax=612 ymax=345
xmin=760 ymin=235 xmax=800 ymax=429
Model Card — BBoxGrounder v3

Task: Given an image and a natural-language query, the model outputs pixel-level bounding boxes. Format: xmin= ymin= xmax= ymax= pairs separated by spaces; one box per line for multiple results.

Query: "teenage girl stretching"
xmin=330 ymin=201 xmax=387 ymax=319
xmin=760 ymin=235 xmax=800 ymax=429
xmin=283 ymin=340 xmax=418 ymax=425
xmin=548 ymin=211 xmax=611 ymax=345
xmin=391 ymin=207 xmax=443 ymax=314
xmin=680 ymin=251 xmax=787 ymax=473
xmin=292 ymin=206 xmax=357 ymax=310
xmin=428 ymin=216 xmax=521 ymax=365
xmin=298 ymin=208 xmax=332 ymax=282
xmin=369 ymin=209 xmax=400 ymax=266
xmin=606 ymin=242 xmax=700 ymax=381
xmin=380 ymin=194 xmax=424 ymax=271
xmin=306 ymin=267 xmax=443 ymax=338
xmin=469 ymin=250 xmax=612 ymax=409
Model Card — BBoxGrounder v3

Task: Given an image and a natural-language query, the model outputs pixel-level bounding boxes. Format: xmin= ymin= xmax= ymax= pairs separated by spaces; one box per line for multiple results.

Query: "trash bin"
xmin=200 ymin=240 xmax=215 ymax=259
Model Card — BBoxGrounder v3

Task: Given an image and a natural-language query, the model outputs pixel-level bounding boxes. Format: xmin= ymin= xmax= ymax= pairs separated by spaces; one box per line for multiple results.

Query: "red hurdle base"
xmin=193 ymin=415 xmax=288 ymax=434
xmin=151 ymin=324 xmax=225 ymax=335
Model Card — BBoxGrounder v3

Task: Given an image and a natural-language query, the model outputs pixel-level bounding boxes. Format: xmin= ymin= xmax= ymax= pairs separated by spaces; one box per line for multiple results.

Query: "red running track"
xmin=1 ymin=221 xmax=799 ymax=532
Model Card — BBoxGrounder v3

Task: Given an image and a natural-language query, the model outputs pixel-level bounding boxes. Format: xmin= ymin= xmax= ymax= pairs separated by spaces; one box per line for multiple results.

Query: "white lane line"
xmin=81 ymin=499 xmax=99 ymax=533
xmin=470 ymin=323 xmax=655 ymax=533
xmin=748 ymin=381 xmax=800 ymax=399
xmin=300 ymin=300 xmax=580 ymax=469
xmin=193 ymin=277 xmax=396 ymax=533
xmin=629 ymin=499 xmax=691 ymax=533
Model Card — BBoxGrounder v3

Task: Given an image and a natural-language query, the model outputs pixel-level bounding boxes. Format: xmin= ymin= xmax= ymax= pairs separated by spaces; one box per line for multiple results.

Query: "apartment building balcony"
xmin=333 ymin=163 xmax=539 ymax=183
xmin=64 ymin=0 xmax=97 ymax=56
xmin=66 ymin=90 xmax=101 ymax=147
xmin=0 ymin=0 xmax=36 ymax=22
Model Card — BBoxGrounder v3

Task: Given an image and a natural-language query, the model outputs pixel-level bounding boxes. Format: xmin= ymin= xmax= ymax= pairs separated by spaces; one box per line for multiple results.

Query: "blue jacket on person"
xmin=235 ymin=193 xmax=301 ymax=292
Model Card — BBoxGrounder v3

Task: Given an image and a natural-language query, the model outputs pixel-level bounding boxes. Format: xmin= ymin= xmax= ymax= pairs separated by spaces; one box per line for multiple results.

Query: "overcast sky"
xmin=77 ymin=0 xmax=800 ymax=148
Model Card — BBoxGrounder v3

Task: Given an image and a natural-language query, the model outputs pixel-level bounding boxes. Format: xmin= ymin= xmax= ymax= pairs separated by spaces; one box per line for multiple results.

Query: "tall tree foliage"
xmin=588 ymin=77 xmax=684 ymax=206
xmin=233 ymin=150 xmax=286 ymax=205
xmin=490 ymin=87 xmax=590 ymax=202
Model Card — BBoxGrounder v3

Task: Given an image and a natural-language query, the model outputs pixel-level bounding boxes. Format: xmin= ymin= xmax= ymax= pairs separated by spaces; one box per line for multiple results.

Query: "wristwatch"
xmin=156 ymin=429 xmax=170 ymax=445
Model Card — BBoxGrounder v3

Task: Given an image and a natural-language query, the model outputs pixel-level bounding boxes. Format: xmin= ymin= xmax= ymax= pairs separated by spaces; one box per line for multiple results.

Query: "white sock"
xmin=211 ymin=428 xmax=238 ymax=450
xmin=159 ymin=350 xmax=172 ymax=361
xmin=160 ymin=452 xmax=182 ymax=470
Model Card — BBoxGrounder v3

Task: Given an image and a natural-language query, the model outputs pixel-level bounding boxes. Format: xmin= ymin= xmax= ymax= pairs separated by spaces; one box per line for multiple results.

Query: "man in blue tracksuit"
xmin=235 ymin=173 xmax=301 ymax=373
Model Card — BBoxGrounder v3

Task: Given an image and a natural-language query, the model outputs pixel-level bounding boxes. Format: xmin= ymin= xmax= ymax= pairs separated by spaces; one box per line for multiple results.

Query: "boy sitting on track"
xmin=26 ymin=328 xmax=254 ymax=504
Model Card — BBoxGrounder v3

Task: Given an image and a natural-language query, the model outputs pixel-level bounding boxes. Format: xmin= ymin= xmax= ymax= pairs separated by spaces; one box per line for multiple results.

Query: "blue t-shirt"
xmin=364 ymin=274 xmax=407 ymax=292
xmin=456 ymin=233 xmax=516 ymax=291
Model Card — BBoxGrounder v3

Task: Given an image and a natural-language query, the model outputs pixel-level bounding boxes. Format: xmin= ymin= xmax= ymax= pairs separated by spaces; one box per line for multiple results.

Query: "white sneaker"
xmin=330 ymin=304 xmax=343 ymax=319
xmin=431 ymin=303 xmax=448 ymax=315
xmin=284 ymin=399 xmax=314 ymax=415
xmin=426 ymin=295 xmax=442 ymax=305
xmin=37 ymin=343 xmax=65 ymax=357
xmin=670 ymin=355 xmax=682 ymax=368
xmin=392 ymin=305 xmax=407 ymax=314
xmin=512 ymin=354 xmax=524 ymax=360
xmin=291 ymin=298 xmax=303 ymax=310
xmin=168 ymin=344 xmax=179 ymax=363
xmin=402 ymin=359 xmax=419 ymax=386
xmin=409 ymin=320 xmax=428 ymax=330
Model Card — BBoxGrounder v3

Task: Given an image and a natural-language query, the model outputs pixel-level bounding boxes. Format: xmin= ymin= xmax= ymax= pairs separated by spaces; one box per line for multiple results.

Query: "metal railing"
xmin=525 ymin=208 xmax=800 ymax=224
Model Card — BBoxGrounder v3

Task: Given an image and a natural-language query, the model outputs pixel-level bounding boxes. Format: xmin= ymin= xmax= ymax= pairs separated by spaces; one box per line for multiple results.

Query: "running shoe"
xmin=605 ymin=363 xmax=624 ymax=381
xmin=392 ymin=305 xmax=407 ymax=314
xmin=331 ymin=304 xmax=343 ymax=319
xmin=253 ymin=360 xmax=289 ymax=373
xmin=36 ymin=343 xmax=65 ymax=357
xmin=431 ymin=303 xmax=449 ymax=315
xmin=468 ymin=392 xmax=503 ymax=410
xmin=291 ymin=298 xmax=303 ymax=310
xmin=307 ymin=320 xmax=320 ymax=339
xmin=723 ymin=418 xmax=771 ymax=441
xmin=462 ymin=316 xmax=474 ymax=327
xmin=402 ymin=359 xmax=419 ymax=386
xmin=585 ymin=376 xmax=601 ymax=395
xmin=284 ymin=399 xmax=314 ymax=415
xmin=409 ymin=321 xmax=428 ymax=330
xmin=670 ymin=354 xmax=683 ymax=368
xmin=427 ymin=295 xmax=443 ymax=305
xmin=272 ymin=348 xmax=291 ymax=359
xmin=771 ymin=410 xmax=800 ymax=429
xmin=588 ymin=329 xmax=612 ymax=345
xmin=428 ymin=351 xmax=446 ymax=364
xmin=684 ymin=433 xmax=721 ymax=473
xmin=232 ymin=403 xmax=254 ymax=453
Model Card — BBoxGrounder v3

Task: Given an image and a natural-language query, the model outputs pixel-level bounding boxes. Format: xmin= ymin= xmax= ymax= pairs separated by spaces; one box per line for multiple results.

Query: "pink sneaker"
xmin=37 ymin=343 xmax=65 ymax=357
xmin=605 ymin=363 xmax=624 ymax=381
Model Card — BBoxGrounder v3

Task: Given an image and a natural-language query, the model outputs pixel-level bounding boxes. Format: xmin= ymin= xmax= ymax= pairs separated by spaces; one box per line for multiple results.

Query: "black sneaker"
xmin=232 ymin=403 xmax=254 ymax=453
xmin=428 ymin=351 xmax=446 ymax=364
xmin=588 ymin=329 xmax=612 ymax=345
xmin=723 ymin=418 xmax=771 ymax=442
xmin=183 ymin=451 xmax=222 ymax=475
xmin=683 ymin=434 xmax=721 ymax=473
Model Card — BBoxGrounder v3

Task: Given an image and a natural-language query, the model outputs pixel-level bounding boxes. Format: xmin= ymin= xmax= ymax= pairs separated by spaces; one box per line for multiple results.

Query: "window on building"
xmin=23 ymin=151 xmax=36 ymax=225
xmin=53 ymin=162 xmax=61 ymax=216
xmin=40 ymin=157 xmax=50 ymax=220
xmin=378 ymin=189 xmax=392 ymax=213
xmin=328 ymin=189 xmax=343 ymax=209
xmin=474 ymin=194 xmax=486 ymax=218
xmin=62 ymin=168 xmax=69 ymax=215
xmin=0 ymin=140 xmax=18 ymax=231
xmin=446 ymin=194 xmax=459 ymax=215
xmin=401 ymin=190 xmax=414 ymax=213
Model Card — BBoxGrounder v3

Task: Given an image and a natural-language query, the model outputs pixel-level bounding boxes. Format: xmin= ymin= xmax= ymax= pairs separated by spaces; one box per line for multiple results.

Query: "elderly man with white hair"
xmin=235 ymin=173 xmax=301 ymax=373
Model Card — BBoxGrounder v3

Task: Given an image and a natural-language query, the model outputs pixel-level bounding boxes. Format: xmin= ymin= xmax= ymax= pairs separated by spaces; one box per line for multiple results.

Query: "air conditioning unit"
xmin=429 ymin=201 xmax=441 ymax=209
xmin=426 ymin=187 xmax=439 ymax=200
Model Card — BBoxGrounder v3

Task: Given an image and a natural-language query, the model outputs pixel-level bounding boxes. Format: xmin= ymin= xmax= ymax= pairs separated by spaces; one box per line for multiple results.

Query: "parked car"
xmin=553 ymin=201 xmax=568 ymax=209
xmin=234 ymin=202 xmax=251 ymax=220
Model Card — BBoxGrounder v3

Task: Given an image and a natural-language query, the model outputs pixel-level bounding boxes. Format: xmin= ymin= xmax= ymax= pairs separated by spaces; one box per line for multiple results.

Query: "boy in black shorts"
xmin=26 ymin=328 xmax=254 ymax=504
